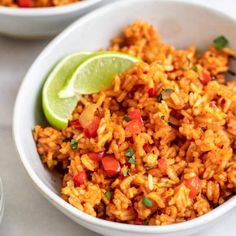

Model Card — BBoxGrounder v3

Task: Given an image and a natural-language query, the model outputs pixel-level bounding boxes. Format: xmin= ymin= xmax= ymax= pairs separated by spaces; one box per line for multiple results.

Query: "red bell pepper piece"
xmin=88 ymin=152 xmax=104 ymax=163
xmin=148 ymin=87 xmax=156 ymax=97
xmin=184 ymin=176 xmax=201 ymax=199
xmin=158 ymin=159 xmax=167 ymax=174
xmin=128 ymin=109 xmax=143 ymax=124
xmin=73 ymin=171 xmax=87 ymax=187
xmin=69 ymin=119 xmax=83 ymax=130
xmin=201 ymin=73 xmax=211 ymax=85
xmin=143 ymin=143 xmax=150 ymax=152
xmin=126 ymin=120 xmax=143 ymax=135
xmin=126 ymin=109 xmax=144 ymax=135
xmin=101 ymin=156 xmax=121 ymax=177
xmin=84 ymin=117 xmax=100 ymax=138
xmin=18 ymin=0 xmax=33 ymax=7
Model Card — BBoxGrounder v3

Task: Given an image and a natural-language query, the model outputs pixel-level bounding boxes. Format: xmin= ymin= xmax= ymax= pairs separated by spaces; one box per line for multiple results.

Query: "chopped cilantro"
xmin=123 ymin=114 xmax=131 ymax=122
xmin=143 ymin=220 xmax=149 ymax=225
xmin=123 ymin=169 xmax=129 ymax=177
xmin=128 ymin=157 xmax=136 ymax=165
xmin=142 ymin=196 xmax=153 ymax=208
xmin=105 ymin=191 xmax=111 ymax=200
xmin=213 ymin=35 xmax=229 ymax=50
xmin=125 ymin=148 xmax=134 ymax=158
xmin=156 ymin=93 xmax=163 ymax=103
xmin=192 ymin=65 xmax=198 ymax=72
xmin=70 ymin=138 xmax=78 ymax=150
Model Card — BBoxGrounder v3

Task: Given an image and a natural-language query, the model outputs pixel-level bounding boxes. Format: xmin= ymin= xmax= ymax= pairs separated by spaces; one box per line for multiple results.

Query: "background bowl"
xmin=13 ymin=0 xmax=236 ymax=235
xmin=0 ymin=0 xmax=103 ymax=39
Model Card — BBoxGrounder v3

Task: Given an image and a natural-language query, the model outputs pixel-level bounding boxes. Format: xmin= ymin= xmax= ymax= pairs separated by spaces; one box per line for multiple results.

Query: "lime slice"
xmin=58 ymin=51 xmax=139 ymax=98
xmin=42 ymin=52 xmax=91 ymax=129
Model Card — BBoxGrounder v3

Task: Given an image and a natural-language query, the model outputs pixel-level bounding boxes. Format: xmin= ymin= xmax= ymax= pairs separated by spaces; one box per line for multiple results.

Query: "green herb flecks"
xmin=125 ymin=148 xmax=136 ymax=165
xmin=123 ymin=169 xmax=129 ymax=177
xmin=192 ymin=65 xmax=198 ymax=72
xmin=143 ymin=220 xmax=149 ymax=225
xmin=105 ymin=191 xmax=112 ymax=200
xmin=70 ymin=138 xmax=78 ymax=150
xmin=128 ymin=158 xmax=136 ymax=165
xmin=123 ymin=114 xmax=131 ymax=122
xmin=160 ymin=115 xmax=165 ymax=120
xmin=125 ymin=148 xmax=134 ymax=158
xmin=156 ymin=93 xmax=163 ymax=103
xmin=142 ymin=196 xmax=153 ymax=208
xmin=213 ymin=35 xmax=229 ymax=50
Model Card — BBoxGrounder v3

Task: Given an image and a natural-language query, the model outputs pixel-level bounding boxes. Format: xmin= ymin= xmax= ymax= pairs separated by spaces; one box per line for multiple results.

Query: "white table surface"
xmin=0 ymin=0 xmax=236 ymax=235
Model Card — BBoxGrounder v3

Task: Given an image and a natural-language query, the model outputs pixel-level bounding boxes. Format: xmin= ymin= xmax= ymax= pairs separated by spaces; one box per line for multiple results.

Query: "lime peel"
xmin=58 ymin=51 xmax=140 ymax=98
xmin=42 ymin=52 xmax=91 ymax=129
xmin=42 ymin=51 xmax=140 ymax=130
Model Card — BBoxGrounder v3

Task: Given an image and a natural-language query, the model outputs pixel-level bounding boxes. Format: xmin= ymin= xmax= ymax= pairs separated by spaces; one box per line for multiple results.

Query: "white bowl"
xmin=13 ymin=0 xmax=236 ymax=235
xmin=0 ymin=0 xmax=103 ymax=39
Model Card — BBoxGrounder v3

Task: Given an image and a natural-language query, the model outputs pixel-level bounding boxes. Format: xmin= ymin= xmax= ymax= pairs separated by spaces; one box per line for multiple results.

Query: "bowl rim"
xmin=0 ymin=0 xmax=103 ymax=16
xmin=13 ymin=0 xmax=236 ymax=233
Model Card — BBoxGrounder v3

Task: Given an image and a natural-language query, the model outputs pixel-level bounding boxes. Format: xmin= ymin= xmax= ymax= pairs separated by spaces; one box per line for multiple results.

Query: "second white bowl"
xmin=0 ymin=0 xmax=103 ymax=39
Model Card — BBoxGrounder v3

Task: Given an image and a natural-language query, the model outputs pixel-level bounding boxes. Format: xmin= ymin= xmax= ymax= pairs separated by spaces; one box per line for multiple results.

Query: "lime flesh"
xmin=58 ymin=52 xmax=139 ymax=98
xmin=42 ymin=52 xmax=91 ymax=129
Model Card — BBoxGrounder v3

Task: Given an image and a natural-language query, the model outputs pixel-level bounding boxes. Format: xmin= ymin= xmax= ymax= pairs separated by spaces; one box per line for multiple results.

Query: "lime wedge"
xmin=58 ymin=51 xmax=139 ymax=98
xmin=42 ymin=52 xmax=91 ymax=129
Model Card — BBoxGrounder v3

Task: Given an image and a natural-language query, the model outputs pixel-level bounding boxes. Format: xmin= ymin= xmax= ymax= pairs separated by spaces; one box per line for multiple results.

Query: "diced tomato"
xmin=128 ymin=109 xmax=143 ymax=124
xmin=84 ymin=117 xmax=100 ymax=138
xmin=88 ymin=152 xmax=104 ymax=163
xmin=101 ymin=156 xmax=121 ymax=177
xmin=134 ymin=217 xmax=143 ymax=225
xmin=148 ymin=87 xmax=156 ymax=97
xmin=73 ymin=171 xmax=86 ymax=187
xmin=148 ymin=168 xmax=161 ymax=177
xmin=201 ymin=73 xmax=211 ymax=85
xmin=184 ymin=176 xmax=201 ymax=199
xmin=126 ymin=109 xmax=144 ymax=135
xmin=143 ymin=143 xmax=150 ymax=152
xmin=126 ymin=119 xmax=143 ymax=135
xmin=158 ymin=159 xmax=167 ymax=174
xmin=18 ymin=0 xmax=33 ymax=7
xmin=69 ymin=119 xmax=83 ymax=130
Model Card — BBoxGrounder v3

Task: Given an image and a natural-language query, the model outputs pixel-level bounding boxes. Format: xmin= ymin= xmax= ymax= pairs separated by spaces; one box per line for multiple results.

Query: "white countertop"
xmin=0 ymin=0 xmax=236 ymax=235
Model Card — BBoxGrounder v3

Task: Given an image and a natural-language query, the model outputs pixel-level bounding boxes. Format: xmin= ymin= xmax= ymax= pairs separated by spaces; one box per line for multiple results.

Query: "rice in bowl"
xmin=0 ymin=0 xmax=81 ymax=7
xmin=34 ymin=21 xmax=236 ymax=225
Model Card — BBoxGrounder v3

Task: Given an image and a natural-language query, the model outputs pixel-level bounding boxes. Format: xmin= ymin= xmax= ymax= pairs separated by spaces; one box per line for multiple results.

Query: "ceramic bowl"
xmin=0 ymin=0 xmax=103 ymax=39
xmin=13 ymin=0 xmax=236 ymax=235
